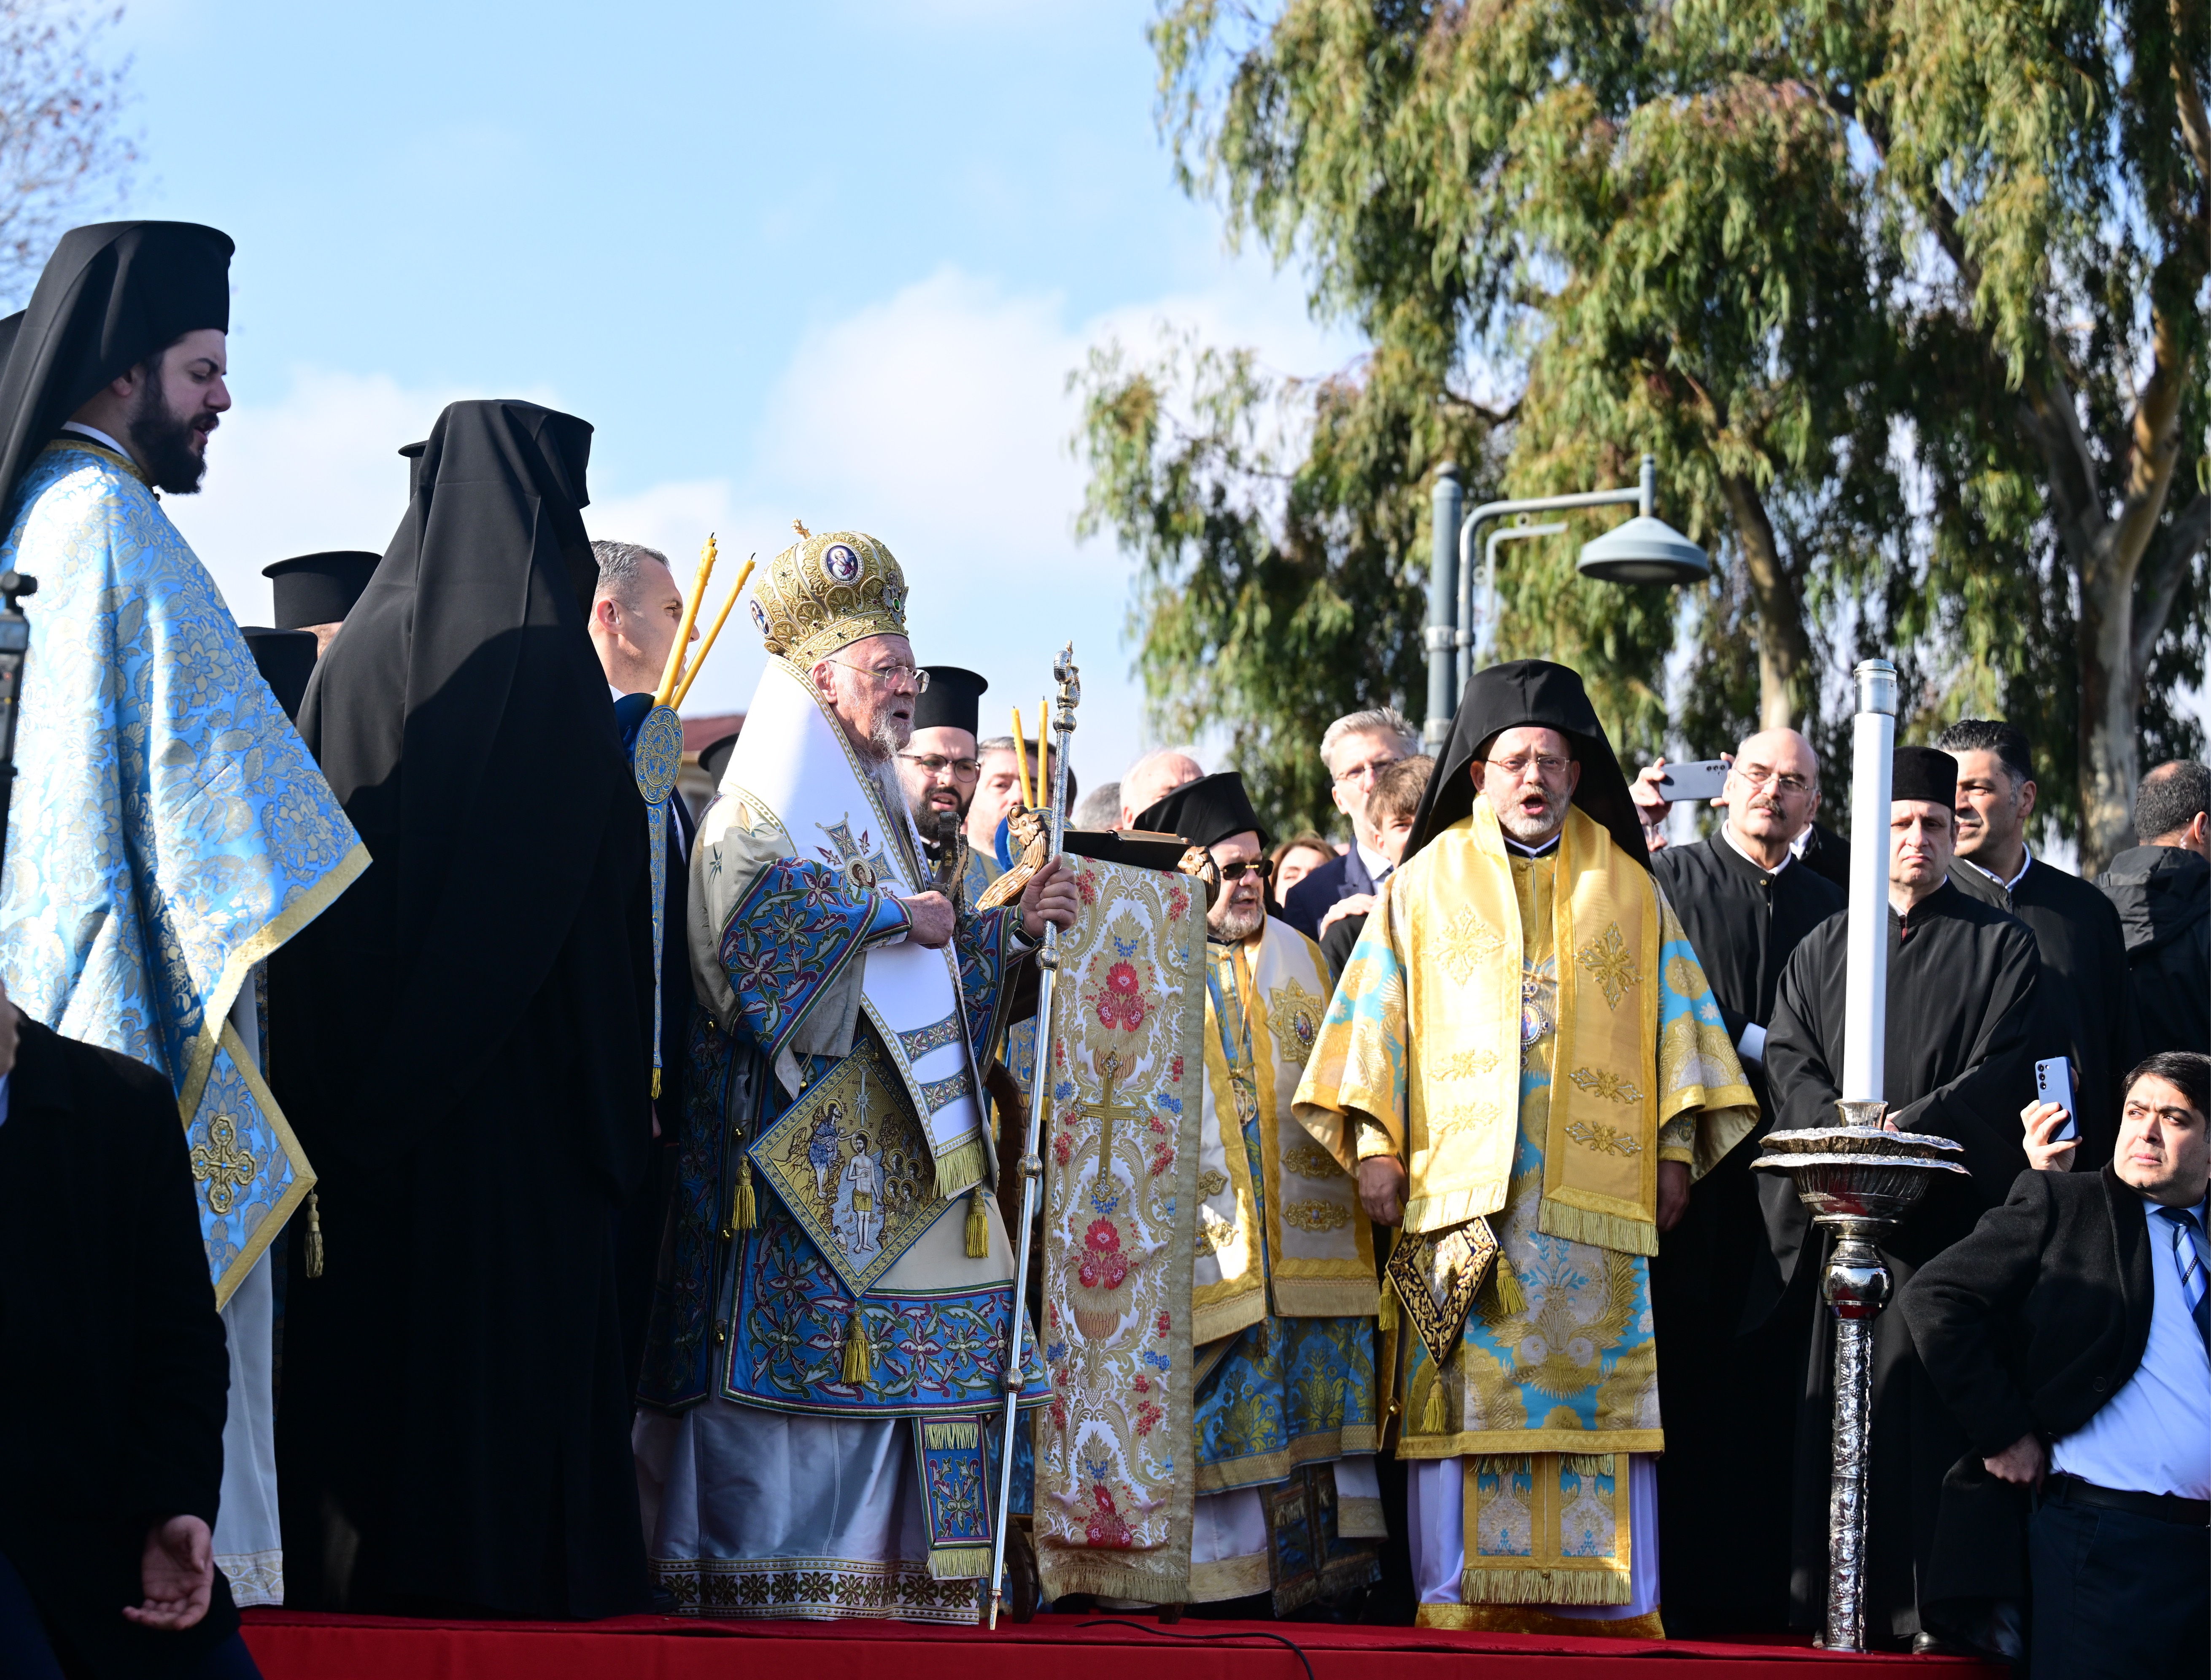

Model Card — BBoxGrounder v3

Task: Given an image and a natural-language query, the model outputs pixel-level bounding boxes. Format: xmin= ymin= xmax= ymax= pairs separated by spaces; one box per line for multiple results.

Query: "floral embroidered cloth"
xmin=1030 ymin=855 xmax=1207 ymax=1603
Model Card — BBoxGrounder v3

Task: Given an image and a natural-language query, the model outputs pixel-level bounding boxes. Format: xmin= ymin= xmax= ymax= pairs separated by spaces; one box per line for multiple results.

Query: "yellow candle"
xmin=672 ymin=554 xmax=756 ymax=711
xmin=1011 ymin=708 xmax=1034 ymax=809
xmin=655 ymin=533 xmax=717 ymax=707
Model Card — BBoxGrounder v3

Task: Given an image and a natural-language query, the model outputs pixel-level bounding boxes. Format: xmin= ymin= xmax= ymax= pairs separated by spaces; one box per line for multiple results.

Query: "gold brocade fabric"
xmin=1293 ymin=808 xmax=1755 ymax=1612
xmin=1192 ymin=919 xmax=1378 ymax=1343
xmin=1294 ymin=804 xmax=1756 ymax=1254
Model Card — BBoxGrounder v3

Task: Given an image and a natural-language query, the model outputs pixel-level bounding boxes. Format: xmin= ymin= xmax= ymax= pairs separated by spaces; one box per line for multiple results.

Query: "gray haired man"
xmin=588 ymin=539 xmax=693 ymax=697
xmin=1280 ymin=706 xmax=1418 ymax=941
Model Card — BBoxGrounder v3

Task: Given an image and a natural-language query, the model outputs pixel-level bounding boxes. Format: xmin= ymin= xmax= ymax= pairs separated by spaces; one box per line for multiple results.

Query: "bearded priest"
xmin=1295 ymin=661 xmax=1757 ymax=1637
xmin=1132 ymin=771 xmax=1385 ymax=1611
xmin=634 ymin=527 xmax=1077 ymax=1621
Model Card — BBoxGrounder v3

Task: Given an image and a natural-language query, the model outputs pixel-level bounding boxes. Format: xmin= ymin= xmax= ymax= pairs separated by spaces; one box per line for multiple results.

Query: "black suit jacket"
xmin=1901 ymin=1164 xmax=2156 ymax=1459
xmin=1281 ymin=845 xmax=1379 ymax=942
xmin=0 ymin=1020 xmax=239 ymax=1676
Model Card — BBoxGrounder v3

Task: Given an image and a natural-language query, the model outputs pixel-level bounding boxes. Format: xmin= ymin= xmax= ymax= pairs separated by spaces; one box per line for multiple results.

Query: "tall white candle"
xmin=1840 ymin=661 xmax=1897 ymax=1105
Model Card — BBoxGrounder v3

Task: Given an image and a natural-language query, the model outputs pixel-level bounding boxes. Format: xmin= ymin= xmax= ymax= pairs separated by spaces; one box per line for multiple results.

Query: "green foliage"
xmin=1077 ymin=0 xmax=2208 ymax=856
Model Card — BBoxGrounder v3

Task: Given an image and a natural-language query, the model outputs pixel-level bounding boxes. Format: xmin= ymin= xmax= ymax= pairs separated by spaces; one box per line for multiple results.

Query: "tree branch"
xmin=2130 ymin=491 xmax=2211 ymax=685
xmin=2171 ymin=0 xmax=2211 ymax=229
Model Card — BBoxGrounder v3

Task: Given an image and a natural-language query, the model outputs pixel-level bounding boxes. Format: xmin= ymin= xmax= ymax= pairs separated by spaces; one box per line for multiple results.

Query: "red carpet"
xmin=240 ymin=1608 xmax=2005 ymax=1678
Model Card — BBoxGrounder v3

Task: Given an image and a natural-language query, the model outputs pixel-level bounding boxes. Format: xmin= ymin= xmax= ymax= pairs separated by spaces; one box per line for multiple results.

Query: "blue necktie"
xmin=2157 ymin=1205 xmax=2211 ymax=1356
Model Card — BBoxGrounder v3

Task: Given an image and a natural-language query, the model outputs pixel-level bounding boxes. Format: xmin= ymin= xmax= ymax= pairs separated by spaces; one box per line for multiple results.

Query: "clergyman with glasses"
xmin=1130 ymin=770 xmax=1388 ymax=1608
xmin=1281 ymin=707 xmax=1420 ymax=942
xmin=894 ymin=665 xmax=990 ymax=891
xmin=1294 ymin=660 xmax=1757 ymax=1637
xmin=1627 ymin=729 xmax=1847 ymax=1634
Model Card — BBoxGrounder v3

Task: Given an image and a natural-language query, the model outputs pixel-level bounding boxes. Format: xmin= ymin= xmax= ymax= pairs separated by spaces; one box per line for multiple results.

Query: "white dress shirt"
xmin=2049 ymin=1195 xmax=2211 ymax=1499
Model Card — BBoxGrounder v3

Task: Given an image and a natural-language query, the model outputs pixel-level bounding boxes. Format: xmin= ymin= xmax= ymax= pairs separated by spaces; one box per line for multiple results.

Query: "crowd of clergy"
xmin=0 ymin=221 xmax=2206 ymax=1680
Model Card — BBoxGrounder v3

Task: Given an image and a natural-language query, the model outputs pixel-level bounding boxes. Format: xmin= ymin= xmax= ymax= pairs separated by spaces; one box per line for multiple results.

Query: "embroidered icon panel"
xmin=750 ymin=1033 xmax=943 ymax=1299
xmin=1385 ymin=1216 xmax=1502 ymax=1371
xmin=1264 ymin=976 xmax=1325 ymax=1070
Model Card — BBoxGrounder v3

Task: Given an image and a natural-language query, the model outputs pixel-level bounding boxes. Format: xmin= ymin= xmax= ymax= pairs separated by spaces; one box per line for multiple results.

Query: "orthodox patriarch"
xmin=1296 ymin=660 xmax=1757 ymax=1636
xmin=633 ymin=525 xmax=1077 ymax=1621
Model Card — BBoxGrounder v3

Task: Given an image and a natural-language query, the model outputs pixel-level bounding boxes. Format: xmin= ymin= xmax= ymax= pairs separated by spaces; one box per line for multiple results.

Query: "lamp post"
xmin=1422 ymin=454 xmax=1709 ymax=747
xmin=1460 ymin=518 xmax=1567 ymax=692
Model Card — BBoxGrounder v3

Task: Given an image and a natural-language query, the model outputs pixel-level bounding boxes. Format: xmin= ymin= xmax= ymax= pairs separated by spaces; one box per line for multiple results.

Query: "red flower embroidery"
xmin=1133 ymin=1374 xmax=1151 ymax=1394
xmin=1134 ymin=1401 xmax=1163 ymax=1437
xmin=1149 ymin=1144 xmax=1176 ymax=1176
xmin=1167 ymin=887 xmax=1189 ymax=921
xmin=1085 ymin=1485 xmax=1135 ymax=1549
xmin=1053 ymin=1131 xmax=1072 ymax=1165
xmin=1170 ymin=1055 xmax=1184 ymax=1084
xmin=1107 ymin=962 xmax=1139 ymax=995
xmin=1078 ymin=1218 xmax=1130 ymax=1289
xmin=1155 ymin=1310 xmax=1172 ymax=1338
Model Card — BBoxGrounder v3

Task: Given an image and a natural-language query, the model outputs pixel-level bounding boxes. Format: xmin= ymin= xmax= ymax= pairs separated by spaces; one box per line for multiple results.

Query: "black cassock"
xmin=1948 ymin=854 xmax=2135 ymax=1168
xmin=272 ymin=401 xmax=654 ymax=1618
xmin=1762 ymin=880 xmax=2037 ymax=1645
xmin=1647 ymin=837 xmax=1843 ymax=1634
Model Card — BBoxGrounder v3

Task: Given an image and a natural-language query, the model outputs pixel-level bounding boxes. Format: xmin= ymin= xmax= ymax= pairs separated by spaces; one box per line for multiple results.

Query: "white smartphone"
xmin=2034 ymin=1057 xmax=2078 ymax=1143
xmin=1656 ymin=759 xmax=1731 ymax=802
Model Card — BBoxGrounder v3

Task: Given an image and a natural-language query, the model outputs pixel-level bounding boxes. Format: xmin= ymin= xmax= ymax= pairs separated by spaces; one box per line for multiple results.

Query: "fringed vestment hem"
xmin=1416 ymin=1604 xmax=1664 ymax=1638
xmin=1395 ymin=1428 xmax=1666 ymax=1460
xmin=1192 ymin=1426 xmax=1379 ymax=1494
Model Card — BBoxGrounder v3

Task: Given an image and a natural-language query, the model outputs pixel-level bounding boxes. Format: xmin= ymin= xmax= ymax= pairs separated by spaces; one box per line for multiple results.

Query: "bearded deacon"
xmin=1133 ymin=773 xmax=1385 ymax=1609
xmin=633 ymin=528 xmax=1075 ymax=1622
xmin=0 ymin=223 xmax=367 ymax=1613
xmin=1295 ymin=661 xmax=1757 ymax=1637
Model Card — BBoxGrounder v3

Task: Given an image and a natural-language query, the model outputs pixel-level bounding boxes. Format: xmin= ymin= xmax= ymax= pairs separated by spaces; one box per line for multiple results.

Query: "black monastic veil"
xmin=273 ymin=398 xmax=654 ymax=1618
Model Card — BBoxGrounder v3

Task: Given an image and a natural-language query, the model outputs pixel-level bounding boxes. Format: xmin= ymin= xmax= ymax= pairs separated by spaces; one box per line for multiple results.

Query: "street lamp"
xmin=1424 ymin=455 xmax=1708 ymax=747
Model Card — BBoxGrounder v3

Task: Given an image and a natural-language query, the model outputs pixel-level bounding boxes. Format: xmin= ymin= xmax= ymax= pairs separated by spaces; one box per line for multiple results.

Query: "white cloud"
xmin=163 ymin=261 xmax=1352 ymax=787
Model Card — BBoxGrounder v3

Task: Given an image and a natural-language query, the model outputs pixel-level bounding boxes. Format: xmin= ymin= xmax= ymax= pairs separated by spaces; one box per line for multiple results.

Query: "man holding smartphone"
xmin=1941 ymin=720 xmax=2135 ymax=1169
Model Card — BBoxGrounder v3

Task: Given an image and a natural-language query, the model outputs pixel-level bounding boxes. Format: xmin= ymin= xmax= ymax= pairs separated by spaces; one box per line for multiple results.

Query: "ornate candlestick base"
xmin=1754 ymin=1101 xmax=1968 ymax=1652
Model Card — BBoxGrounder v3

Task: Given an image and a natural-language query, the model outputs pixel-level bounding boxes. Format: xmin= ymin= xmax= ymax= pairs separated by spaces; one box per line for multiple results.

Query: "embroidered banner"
xmin=1031 ymin=856 xmax=1206 ymax=1603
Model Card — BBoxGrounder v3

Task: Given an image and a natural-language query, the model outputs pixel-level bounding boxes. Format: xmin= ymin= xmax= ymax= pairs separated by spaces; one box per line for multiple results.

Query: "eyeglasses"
xmin=1218 ymin=858 xmax=1275 ymax=883
xmin=1734 ymin=766 xmax=1815 ymax=796
xmin=828 ymin=658 xmax=929 ymax=692
xmin=897 ymin=752 xmax=981 ymax=781
xmin=1483 ymin=753 xmax=1573 ymax=782
xmin=1333 ymin=756 xmax=1400 ymax=786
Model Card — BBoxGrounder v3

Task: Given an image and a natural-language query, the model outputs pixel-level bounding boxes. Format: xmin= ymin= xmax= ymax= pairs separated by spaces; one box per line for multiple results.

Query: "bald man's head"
xmin=1122 ymin=749 xmax=1205 ymax=829
xmin=1726 ymin=728 xmax=1822 ymax=852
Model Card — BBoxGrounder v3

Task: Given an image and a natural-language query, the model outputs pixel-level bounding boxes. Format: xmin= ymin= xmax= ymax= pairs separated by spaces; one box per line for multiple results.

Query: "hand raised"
xmin=1020 ymin=857 xmax=1079 ymax=941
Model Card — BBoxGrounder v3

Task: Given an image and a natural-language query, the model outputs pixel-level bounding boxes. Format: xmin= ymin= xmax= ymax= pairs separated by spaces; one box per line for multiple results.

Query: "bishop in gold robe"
xmin=1295 ymin=661 xmax=1756 ymax=1638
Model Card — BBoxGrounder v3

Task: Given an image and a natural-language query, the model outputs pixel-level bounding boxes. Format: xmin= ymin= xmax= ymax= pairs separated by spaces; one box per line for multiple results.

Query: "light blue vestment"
xmin=0 ymin=438 xmax=367 ymax=1306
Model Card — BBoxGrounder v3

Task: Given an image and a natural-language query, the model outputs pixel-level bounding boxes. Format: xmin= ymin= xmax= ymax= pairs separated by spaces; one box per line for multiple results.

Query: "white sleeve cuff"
xmin=1736 ymin=1021 xmax=1767 ymax=1065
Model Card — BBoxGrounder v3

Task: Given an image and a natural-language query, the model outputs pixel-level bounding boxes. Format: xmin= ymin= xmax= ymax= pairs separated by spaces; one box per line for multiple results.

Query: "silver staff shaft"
xmin=987 ymin=642 xmax=1080 ymax=1629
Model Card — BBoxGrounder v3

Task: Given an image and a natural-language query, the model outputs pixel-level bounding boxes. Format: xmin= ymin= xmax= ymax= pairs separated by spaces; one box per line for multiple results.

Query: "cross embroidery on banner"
xmin=190 ymin=1112 xmax=259 ymax=1217
xmin=1078 ymin=1048 xmax=1153 ymax=1185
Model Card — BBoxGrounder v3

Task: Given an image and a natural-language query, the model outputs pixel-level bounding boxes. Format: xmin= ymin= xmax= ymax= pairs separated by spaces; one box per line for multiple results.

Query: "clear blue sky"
xmin=108 ymin=0 xmax=1352 ymax=778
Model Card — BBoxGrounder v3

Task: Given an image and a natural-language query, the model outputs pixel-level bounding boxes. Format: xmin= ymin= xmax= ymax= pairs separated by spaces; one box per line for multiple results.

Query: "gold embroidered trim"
xmin=1574 ymin=922 xmax=1639 ymax=1009
xmin=1567 ymin=1068 xmax=1643 ymax=1106
xmin=1281 ymin=1199 xmax=1352 ymax=1232
xmin=1434 ymin=905 xmax=1506 ymax=983
xmin=1564 ymin=1118 xmax=1644 ymax=1156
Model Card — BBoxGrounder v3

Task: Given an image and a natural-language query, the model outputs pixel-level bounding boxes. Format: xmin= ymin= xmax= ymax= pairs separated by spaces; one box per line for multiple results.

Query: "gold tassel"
xmin=733 ymin=1156 xmax=757 ymax=1232
xmin=1420 ymin=1371 xmax=1447 ymax=1435
xmin=652 ymin=1066 xmax=661 ymax=1099
xmin=305 ymin=1191 xmax=324 ymax=1279
xmin=965 ymin=1185 xmax=989 ymax=1259
xmin=842 ymin=1306 xmax=872 ymax=1387
xmin=1482 ymin=1255 xmax=1526 ymax=1318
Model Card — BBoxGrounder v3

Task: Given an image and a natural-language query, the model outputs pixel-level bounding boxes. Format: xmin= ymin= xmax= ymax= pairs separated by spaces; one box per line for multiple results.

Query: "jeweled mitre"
xmin=748 ymin=528 xmax=908 ymax=664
